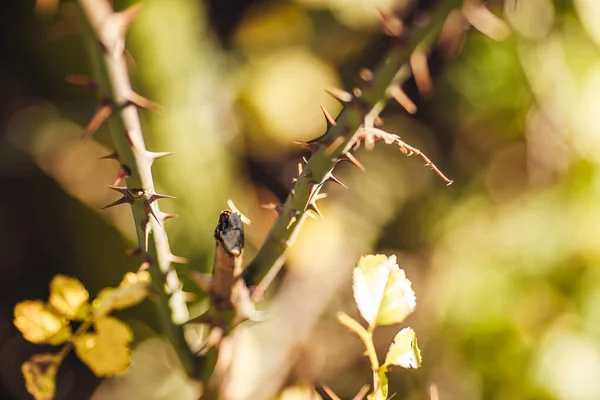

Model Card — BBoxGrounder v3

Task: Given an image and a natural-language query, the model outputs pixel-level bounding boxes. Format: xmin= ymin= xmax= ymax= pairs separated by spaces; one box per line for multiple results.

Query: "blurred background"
xmin=1 ymin=0 xmax=599 ymax=399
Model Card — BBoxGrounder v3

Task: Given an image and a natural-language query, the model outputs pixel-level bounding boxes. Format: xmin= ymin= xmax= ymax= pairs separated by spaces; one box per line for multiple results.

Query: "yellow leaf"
xmin=14 ymin=301 xmax=71 ymax=345
xmin=352 ymin=254 xmax=416 ymax=328
xmin=22 ymin=353 xmax=60 ymax=400
xmin=384 ymin=327 xmax=422 ymax=369
xmin=92 ymin=271 xmax=150 ymax=317
xmin=49 ymin=275 xmax=90 ymax=320
xmin=74 ymin=316 xmax=133 ymax=376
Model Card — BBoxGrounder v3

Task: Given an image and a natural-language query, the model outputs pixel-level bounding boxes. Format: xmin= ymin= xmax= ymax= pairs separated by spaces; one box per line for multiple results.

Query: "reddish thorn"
xmin=106 ymin=185 xmax=129 ymax=195
xmin=65 ymin=75 xmax=97 ymax=89
xmin=100 ymin=194 xmax=133 ymax=210
xmin=84 ymin=101 xmax=115 ymax=139
xmin=144 ymin=201 xmax=162 ymax=226
xmin=113 ymin=166 xmax=130 ymax=186
xmin=306 ymin=201 xmax=323 ymax=218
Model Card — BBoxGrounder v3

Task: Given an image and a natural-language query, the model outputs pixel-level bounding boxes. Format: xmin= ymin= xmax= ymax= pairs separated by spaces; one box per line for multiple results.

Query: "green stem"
xmin=243 ymin=0 xmax=463 ymax=291
xmin=75 ymin=0 xmax=196 ymax=376
xmin=337 ymin=312 xmax=379 ymax=372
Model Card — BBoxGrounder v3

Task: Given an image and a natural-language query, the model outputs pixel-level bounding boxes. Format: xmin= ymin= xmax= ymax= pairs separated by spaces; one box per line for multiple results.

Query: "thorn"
xmin=261 ymin=203 xmax=283 ymax=215
xmin=126 ymin=247 xmax=142 ymax=257
xmin=379 ymin=11 xmax=405 ymax=36
xmin=149 ymin=192 xmax=176 ymax=203
xmin=286 ymin=215 xmax=297 ymax=229
xmin=339 ymin=152 xmax=366 ymax=171
xmin=297 ymin=162 xmax=303 ymax=176
xmin=302 ymin=156 xmax=309 ymax=164
xmin=129 ymin=91 xmax=162 ymax=111
xmin=106 ymin=185 xmax=129 ymax=195
xmin=389 ymin=85 xmax=417 ymax=114
xmin=84 ymin=101 xmax=115 ymax=139
xmin=112 ymin=4 xmax=142 ymax=38
xmin=169 ymin=254 xmax=189 ymax=264
xmin=182 ymin=291 xmax=197 ymax=302
xmin=144 ymin=201 xmax=161 ymax=226
xmin=142 ymin=219 xmax=150 ymax=251
xmin=353 ymin=384 xmax=371 ymax=400
xmin=324 ymin=136 xmax=345 ymax=157
xmin=359 ymin=68 xmax=373 ymax=82
xmin=113 ymin=166 xmax=130 ymax=186
xmin=100 ymin=193 xmax=133 ymax=210
xmin=137 ymin=261 xmax=150 ymax=272
xmin=100 ymin=152 xmax=119 ymax=161
xmin=320 ymin=105 xmax=337 ymax=128
xmin=326 ymin=173 xmax=347 ymax=188
xmin=410 ymin=51 xmax=434 ymax=96
xmin=322 ymin=385 xmax=342 ymax=400
xmin=160 ymin=212 xmax=179 ymax=221
xmin=306 ymin=201 xmax=323 ymax=218
xmin=148 ymin=151 xmax=175 ymax=163
xmin=187 ymin=271 xmax=212 ymax=292
xmin=65 ymin=75 xmax=97 ymax=89
xmin=325 ymin=87 xmax=353 ymax=103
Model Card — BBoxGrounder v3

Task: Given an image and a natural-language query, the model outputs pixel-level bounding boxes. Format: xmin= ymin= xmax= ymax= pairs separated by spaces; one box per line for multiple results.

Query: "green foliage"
xmin=338 ymin=254 xmax=421 ymax=400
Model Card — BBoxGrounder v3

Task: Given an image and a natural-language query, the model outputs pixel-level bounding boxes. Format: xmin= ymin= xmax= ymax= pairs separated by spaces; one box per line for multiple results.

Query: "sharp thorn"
xmin=325 ymin=87 xmax=353 ymax=103
xmin=389 ymin=85 xmax=417 ymax=114
xmin=143 ymin=220 xmax=150 ymax=251
xmin=100 ymin=152 xmax=119 ymax=161
xmin=148 ymin=151 xmax=175 ymax=162
xmin=83 ymin=101 xmax=115 ymax=139
xmin=112 ymin=4 xmax=142 ymax=38
xmin=326 ymin=174 xmax=347 ymax=188
xmin=100 ymin=194 xmax=133 ymax=210
xmin=144 ymin=201 xmax=161 ymax=226
xmin=286 ymin=215 xmax=297 ymax=229
xmin=150 ymin=193 xmax=176 ymax=202
xmin=160 ymin=212 xmax=179 ymax=221
xmin=129 ymin=91 xmax=162 ymax=111
xmin=113 ymin=166 xmax=130 ymax=186
xmin=126 ymin=247 xmax=142 ymax=256
xmin=306 ymin=201 xmax=323 ymax=218
xmin=65 ymin=75 xmax=97 ymax=89
xmin=340 ymin=152 xmax=366 ymax=171
xmin=320 ymin=105 xmax=337 ymax=128
xmin=106 ymin=185 xmax=129 ymax=195
xmin=261 ymin=203 xmax=283 ymax=215
xmin=137 ymin=261 xmax=150 ymax=272
xmin=169 ymin=255 xmax=189 ymax=265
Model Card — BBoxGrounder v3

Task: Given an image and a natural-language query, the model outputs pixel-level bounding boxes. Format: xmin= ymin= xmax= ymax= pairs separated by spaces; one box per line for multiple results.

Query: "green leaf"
xmin=384 ymin=327 xmax=422 ymax=369
xmin=353 ymin=254 xmax=416 ymax=328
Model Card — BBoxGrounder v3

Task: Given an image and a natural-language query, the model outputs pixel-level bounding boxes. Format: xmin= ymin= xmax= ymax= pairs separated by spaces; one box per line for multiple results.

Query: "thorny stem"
xmin=76 ymin=0 xmax=195 ymax=375
xmin=243 ymin=0 xmax=463 ymax=291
